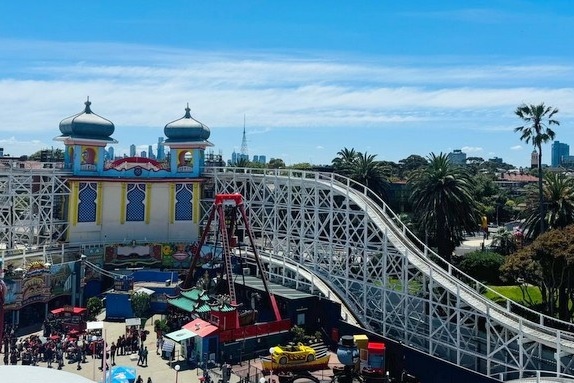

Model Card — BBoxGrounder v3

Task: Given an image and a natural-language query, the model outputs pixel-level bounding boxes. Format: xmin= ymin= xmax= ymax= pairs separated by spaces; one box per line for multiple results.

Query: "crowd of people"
xmin=1 ymin=319 xmax=107 ymax=369
xmin=1 ymin=320 xmax=152 ymax=376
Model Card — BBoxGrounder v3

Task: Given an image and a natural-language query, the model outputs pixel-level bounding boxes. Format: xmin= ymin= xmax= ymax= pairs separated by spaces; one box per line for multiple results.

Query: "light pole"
xmin=79 ymin=254 xmax=86 ymax=307
xmin=268 ymin=347 xmax=275 ymax=383
xmin=175 ymin=364 xmax=181 ymax=383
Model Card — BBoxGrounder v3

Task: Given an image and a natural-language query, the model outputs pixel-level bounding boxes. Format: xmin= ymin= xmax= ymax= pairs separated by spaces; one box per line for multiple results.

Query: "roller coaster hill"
xmin=202 ymin=167 xmax=574 ymax=383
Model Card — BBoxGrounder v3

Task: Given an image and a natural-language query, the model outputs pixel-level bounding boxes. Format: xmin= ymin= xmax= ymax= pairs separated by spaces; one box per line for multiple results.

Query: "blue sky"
xmin=1 ymin=1 xmax=574 ymax=167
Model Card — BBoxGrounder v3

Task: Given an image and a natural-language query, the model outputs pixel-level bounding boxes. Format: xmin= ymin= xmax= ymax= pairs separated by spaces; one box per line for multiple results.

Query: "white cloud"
xmin=1 ymin=39 xmax=574 ymax=166
xmin=510 ymin=145 xmax=522 ymax=150
xmin=461 ymin=146 xmax=483 ymax=153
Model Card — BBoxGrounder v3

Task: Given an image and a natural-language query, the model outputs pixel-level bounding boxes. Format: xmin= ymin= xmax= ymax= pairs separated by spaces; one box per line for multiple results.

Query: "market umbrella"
xmin=108 ymin=365 xmax=137 ymax=383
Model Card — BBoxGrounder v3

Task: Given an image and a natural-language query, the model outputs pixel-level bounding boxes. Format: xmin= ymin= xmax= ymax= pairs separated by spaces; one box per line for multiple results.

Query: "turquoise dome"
xmin=59 ymin=98 xmax=115 ymax=140
xmin=164 ymin=105 xmax=210 ymax=143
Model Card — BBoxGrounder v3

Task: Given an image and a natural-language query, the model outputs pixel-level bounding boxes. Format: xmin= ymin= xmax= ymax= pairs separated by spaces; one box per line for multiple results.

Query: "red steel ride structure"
xmin=182 ymin=193 xmax=282 ymax=326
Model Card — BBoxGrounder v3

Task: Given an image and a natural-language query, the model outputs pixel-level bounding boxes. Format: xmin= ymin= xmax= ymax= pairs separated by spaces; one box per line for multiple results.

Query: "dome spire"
xmin=84 ymin=96 xmax=92 ymax=114
xmin=58 ymin=98 xmax=115 ymax=141
xmin=164 ymin=104 xmax=211 ymax=143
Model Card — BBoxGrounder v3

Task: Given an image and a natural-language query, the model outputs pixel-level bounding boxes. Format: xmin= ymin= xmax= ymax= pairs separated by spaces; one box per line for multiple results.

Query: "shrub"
xmin=458 ymin=250 xmax=504 ymax=285
xmin=86 ymin=297 xmax=103 ymax=321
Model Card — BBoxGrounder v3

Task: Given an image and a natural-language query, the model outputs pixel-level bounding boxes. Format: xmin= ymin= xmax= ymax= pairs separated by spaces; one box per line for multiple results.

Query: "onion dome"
xmin=164 ymin=104 xmax=211 ymax=143
xmin=58 ymin=98 xmax=115 ymax=141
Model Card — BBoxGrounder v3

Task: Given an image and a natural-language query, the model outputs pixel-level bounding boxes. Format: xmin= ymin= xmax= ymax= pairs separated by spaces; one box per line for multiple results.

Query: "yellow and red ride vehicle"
xmin=272 ymin=343 xmax=316 ymax=365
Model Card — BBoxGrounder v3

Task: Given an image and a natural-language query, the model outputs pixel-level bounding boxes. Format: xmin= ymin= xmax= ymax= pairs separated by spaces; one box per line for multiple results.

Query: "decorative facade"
xmin=56 ymin=100 xmax=211 ymax=246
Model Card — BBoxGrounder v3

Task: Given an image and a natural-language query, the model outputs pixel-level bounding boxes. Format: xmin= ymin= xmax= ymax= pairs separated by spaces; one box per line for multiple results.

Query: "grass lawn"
xmin=485 ymin=285 xmax=542 ymax=306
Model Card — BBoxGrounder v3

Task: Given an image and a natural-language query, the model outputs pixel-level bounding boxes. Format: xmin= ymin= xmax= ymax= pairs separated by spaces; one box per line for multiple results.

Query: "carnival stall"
xmin=49 ymin=305 xmax=88 ymax=333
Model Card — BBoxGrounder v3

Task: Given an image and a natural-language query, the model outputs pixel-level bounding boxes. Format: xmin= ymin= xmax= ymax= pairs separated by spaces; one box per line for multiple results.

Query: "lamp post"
xmin=268 ymin=347 xmax=275 ymax=383
xmin=79 ymin=254 xmax=86 ymax=307
xmin=175 ymin=364 xmax=181 ymax=383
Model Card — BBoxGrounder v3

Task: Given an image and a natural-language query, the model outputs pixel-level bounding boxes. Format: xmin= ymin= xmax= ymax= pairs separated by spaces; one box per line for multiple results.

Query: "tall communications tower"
xmin=240 ymin=115 xmax=248 ymax=160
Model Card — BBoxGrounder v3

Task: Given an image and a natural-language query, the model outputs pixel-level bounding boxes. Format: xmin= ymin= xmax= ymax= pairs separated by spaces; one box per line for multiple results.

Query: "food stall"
xmin=49 ymin=305 xmax=88 ymax=333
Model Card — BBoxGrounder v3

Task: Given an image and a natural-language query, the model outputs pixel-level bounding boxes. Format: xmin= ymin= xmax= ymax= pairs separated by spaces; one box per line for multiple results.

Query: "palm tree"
xmin=332 ymin=147 xmax=358 ymax=176
xmin=350 ymin=152 xmax=389 ymax=198
xmin=514 ymin=103 xmax=560 ymax=236
xmin=490 ymin=227 xmax=517 ymax=256
xmin=408 ymin=153 xmax=480 ymax=263
xmin=521 ymin=172 xmax=574 ymax=239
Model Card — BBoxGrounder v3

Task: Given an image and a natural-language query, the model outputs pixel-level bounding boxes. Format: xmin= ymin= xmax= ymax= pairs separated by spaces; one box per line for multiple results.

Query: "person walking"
xmin=147 ymin=377 xmax=152 ymax=383
xmin=142 ymin=346 xmax=148 ymax=367
xmin=136 ymin=375 xmax=143 ymax=383
xmin=110 ymin=342 xmax=117 ymax=366
xmin=137 ymin=346 xmax=144 ymax=366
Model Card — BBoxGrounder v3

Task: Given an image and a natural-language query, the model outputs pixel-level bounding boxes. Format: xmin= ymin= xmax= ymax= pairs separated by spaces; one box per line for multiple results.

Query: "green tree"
xmin=520 ymin=173 xmax=574 ymax=239
xmin=154 ymin=318 xmax=170 ymax=337
xmin=86 ymin=297 xmax=103 ymax=321
xmin=398 ymin=154 xmax=428 ymax=179
xmin=29 ymin=148 xmax=64 ymax=161
xmin=490 ymin=227 xmax=517 ymax=256
xmin=268 ymin=158 xmax=286 ymax=169
xmin=501 ymin=225 xmax=574 ymax=320
xmin=233 ymin=158 xmax=251 ymax=167
xmin=514 ymin=103 xmax=560 ymax=236
xmin=290 ymin=325 xmax=306 ymax=343
xmin=408 ymin=152 xmax=480 ymax=263
xmin=350 ymin=152 xmax=389 ymax=198
xmin=290 ymin=162 xmax=313 ymax=170
xmin=130 ymin=292 xmax=151 ymax=318
xmin=457 ymin=250 xmax=504 ymax=284
xmin=332 ymin=147 xmax=358 ymax=176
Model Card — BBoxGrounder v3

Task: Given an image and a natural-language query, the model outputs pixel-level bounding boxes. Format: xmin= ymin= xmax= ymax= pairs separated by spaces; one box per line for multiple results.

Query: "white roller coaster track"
xmin=205 ymin=167 xmax=574 ymax=382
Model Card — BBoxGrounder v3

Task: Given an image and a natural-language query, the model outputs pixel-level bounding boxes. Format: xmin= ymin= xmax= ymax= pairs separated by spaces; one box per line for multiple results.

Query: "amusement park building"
xmin=0 ymin=99 xmax=216 ymax=327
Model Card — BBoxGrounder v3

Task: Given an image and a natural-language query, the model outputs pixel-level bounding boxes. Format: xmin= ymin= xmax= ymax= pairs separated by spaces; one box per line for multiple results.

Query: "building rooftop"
xmin=234 ymin=275 xmax=314 ymax=300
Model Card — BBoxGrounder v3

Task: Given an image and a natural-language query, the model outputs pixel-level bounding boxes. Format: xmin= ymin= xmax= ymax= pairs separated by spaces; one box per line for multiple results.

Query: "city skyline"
xmin=2 ymin=1 xmax=574 ymax=167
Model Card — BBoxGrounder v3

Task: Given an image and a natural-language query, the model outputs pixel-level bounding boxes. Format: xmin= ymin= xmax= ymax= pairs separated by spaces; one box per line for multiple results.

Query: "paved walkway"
xmin=455 ymin=235 xmax=493 ymax=256
xmin=6 ymin=313 xmax=242 ymax=383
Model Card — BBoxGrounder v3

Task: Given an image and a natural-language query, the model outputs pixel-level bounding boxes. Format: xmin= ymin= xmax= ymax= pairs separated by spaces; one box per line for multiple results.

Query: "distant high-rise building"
xmin=130 ymin=144 xmax=136 ymax=157
xmin=0 ymin=147 xmax=4 ymax=157
xmin=531 ymin=150 xmax=539 ymax=169
xmin=551 ymin=140 xmax=569 ymax=167
xmin=141 ymin=151 xmax=147 ymax=158
xmin=157 ymin=137 xmax=165 ymax=160
xmin=252 ymin=155 xmax=266 ymax=164
xmin=447 ymin=149 xmax=466 ymax=165
xmin=107 ymin=146 xmax=115 ymax=161
xmin=148 ymin=145 xmax=154 ymax=159
xmin=488 ymin=156 xmax=503 ymax=164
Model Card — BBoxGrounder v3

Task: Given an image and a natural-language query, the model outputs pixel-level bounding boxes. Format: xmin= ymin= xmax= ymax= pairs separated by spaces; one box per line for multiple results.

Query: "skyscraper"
xmin=447 ymin=149 xmax=466 ymax=165
xmin=531 ymin=150 xmax=539 ymax=169
xmin=130 ymin=144 xmax=136 ymax=157
xmin=551 ymin=140 xmax=569 ymax=167
xmin=148 ymin=145 xmax=154 ymax=159
xmin=157 ymin=137 xmax=165 ymax=161
xmin=107 ymin=146 xmax=114 ymax=161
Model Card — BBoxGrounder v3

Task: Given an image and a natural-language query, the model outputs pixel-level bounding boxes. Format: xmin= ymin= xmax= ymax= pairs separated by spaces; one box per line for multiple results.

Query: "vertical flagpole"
xmin=102 ymin=327 xmax=107 ymax=383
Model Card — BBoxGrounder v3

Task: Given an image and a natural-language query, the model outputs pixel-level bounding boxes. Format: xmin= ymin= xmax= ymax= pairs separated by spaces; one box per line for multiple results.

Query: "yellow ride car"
xmin=271 ymin=343 xmax=316 ymax=365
